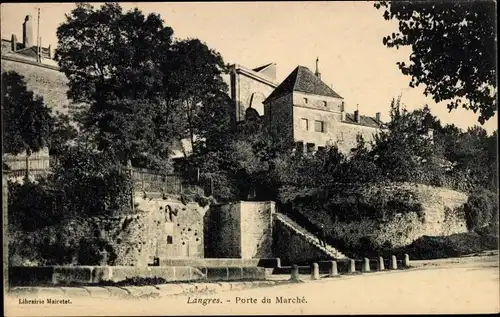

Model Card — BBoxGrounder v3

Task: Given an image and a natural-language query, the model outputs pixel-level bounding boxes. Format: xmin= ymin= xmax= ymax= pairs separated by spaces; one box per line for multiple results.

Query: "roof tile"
xmin=264 ymin=66 xmax=342 ymax=103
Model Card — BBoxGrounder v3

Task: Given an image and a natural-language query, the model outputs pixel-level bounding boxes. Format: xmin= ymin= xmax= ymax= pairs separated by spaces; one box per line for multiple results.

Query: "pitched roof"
xmin=343 ymin=113 xmax=383 ymax=128
xmin=263 ymin=66 xmax=342 ymax=103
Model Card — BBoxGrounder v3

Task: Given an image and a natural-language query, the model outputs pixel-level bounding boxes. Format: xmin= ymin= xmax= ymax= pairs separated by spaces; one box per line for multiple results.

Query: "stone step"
xmin=275 ymin=213 xmax=349 ymax=260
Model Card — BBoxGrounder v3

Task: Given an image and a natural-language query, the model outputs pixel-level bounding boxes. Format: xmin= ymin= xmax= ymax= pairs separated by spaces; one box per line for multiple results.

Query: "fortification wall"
xmin=9 ymin=197 xmax=208 ymax=267
xmin=240 ymin=201 xmax=275 ymax=259
xmin=325 ymin=183 xmax=469 ymax=249
xmin=204 ymin=201 xmax=275 ymax=259
xmin=1 ymin=57 xmax=74 ymax=116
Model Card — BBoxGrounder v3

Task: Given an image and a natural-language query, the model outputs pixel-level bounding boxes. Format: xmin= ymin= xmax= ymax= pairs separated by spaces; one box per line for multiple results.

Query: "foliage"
xmin=56 ymin=3 xmax=231 ymax=169
xmin=50 ymin=143 xmax=134 ymax=215
xmin=392 ymin=233 xmax=498 ymax=260
xmin=8 ymin=143 xmax=134 ymax=235
xmin=374 ymin=1 xmax=497 ymax=124
xmin=370 ymin=98 xmax=437 ymax=183
xmin=77 ymin=236 xmax=117 ymax=265
xmin=47 ymin=112 xmax=79 ymax=156
xmin=2 ymin=71 xmax=52 ymax=155
xmin=162 ymin=38 xmax=230 ymax=152
xmin=7 ymin=179 xmax=65 ymax=232
xmin=289 ymin=184 xmax=424 ymax=224
xmin=463 ymin=189 xmax=498 ymax=232
xmin=56 ymin=3 xmax=177 ymax=168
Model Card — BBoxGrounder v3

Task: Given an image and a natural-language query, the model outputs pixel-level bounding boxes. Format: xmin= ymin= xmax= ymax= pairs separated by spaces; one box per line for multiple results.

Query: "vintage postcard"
xmin=2 ymin=1 xmax=499 ymax=316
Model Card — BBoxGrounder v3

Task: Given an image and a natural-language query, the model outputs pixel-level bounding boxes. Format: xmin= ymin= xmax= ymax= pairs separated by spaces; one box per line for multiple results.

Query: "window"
xmin=306 ymin=143 xmax=315 ymax=153
xmin=317 ymin=146 xmax=325 ymax=152
xmin=301 ymin=118 xmax=309 ymax=131
xmin=304 ymin=98 xmax=308 ymax=104
xmin=167 ymin=236 xmax=173 ymax=244
xmin=314 ymin=120 xmax=326 ymax=133
xmin=323 ymin=101 xmax=327 ymax=107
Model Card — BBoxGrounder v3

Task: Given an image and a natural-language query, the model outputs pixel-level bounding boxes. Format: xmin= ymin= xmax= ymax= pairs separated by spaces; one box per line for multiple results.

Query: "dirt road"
xmin=5 ymin=252 xmax=499 ymax=316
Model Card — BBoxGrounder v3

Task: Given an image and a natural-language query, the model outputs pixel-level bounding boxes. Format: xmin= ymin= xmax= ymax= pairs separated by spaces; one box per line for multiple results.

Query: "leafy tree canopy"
xmin=375 ymin=1 xmax=497 ymax=124
xmin=2 ymin=71 xmax=52 ymax=156
xmin=56 ymin=3 xmax=231 ymax=169
xmin=56 ymin=2 xmax=177 ymax=169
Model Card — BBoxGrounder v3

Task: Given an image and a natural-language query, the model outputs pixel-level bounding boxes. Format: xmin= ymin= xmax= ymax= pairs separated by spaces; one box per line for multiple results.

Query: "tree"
xmin=370 ymin=98 xmax=438 ymax=183
xmin=2 ymin=71 xmax=52 ymax=176
xmin=56 ymin=3 xmax=178 ymax=169
xmin=47 ymin=112 xmax=79 ymax=157
xmin=375 ymin=1 xmax=497 ymax=124
xmin=161 ymin=38 xmax=229 ymax=153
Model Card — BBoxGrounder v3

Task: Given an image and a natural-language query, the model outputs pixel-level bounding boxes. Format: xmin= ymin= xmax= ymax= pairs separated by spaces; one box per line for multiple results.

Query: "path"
xmin=5 ymin=253 xmax=498 ymax=316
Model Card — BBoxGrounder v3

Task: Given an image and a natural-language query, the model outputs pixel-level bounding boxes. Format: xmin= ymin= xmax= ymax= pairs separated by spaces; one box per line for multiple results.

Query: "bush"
xmin=77 ymin=237 xmax=117 ymax=265
xmin=463 ymin=189 xmax=498 ymax=232
xmin=48 ymin=144 xmax=135 ymax=217
xmin=8 ymin=179 xmax=65 ymax=232
xmin=396 ymin=232 xmax=498 ymax=260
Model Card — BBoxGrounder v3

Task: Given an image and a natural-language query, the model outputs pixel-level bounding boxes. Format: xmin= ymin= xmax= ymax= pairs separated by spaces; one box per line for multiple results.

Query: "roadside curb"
xmin=8 ymin=280 xmax=285 ymax=300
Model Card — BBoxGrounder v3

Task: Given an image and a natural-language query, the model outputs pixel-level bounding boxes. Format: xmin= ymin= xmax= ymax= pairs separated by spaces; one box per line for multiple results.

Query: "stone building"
xmin=1 ymin=15 xmax=61 ymax=177
xmin=234 ymin=59 xmax=384 ymax=154
xmin=2 ymin=14 xmax=384 ymax=165
xmin=225 ymin=63 xmax=278 ymax=122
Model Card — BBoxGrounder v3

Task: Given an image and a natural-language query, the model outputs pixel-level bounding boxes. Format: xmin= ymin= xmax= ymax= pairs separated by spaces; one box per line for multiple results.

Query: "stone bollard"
xmin=276 ymin=258 xmax=282 ymax=268
xmin=329 ymin=261 xmax=339 ymax=277
xmin=377 ymin=257 xmax=385 ymax=271
xmin=311 ymin=263 xmax=320 ymax=280
xmin=348 ymin=259 xmax=356 ymax=273
xmin=362 ymin=258 xmax=370 ymax=272
xmin=391 ymin=255 xmax=398 ymax=270
xmin=290 ymin=264 xmax=300 ymax=281
xmin=403 ymin=254 xmax=410 ymax=267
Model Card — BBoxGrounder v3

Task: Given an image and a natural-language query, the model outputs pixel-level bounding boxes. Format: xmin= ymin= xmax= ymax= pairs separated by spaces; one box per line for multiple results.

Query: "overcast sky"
xmin=1 ymin=2 xmax=497 ymax=134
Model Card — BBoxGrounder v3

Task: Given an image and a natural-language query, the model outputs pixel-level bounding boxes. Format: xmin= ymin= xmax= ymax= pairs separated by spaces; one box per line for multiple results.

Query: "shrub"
xmin=463 ymin=189 xmax=498 ymax=232
xmin=77 ymin=237 xmax=117 ymax=265
xmin=47 ymin=144 xmax=135 ymax=217
xmin=7 ymin=179 xmax=65 ymax=232
xmin=399 ymin=232 xmax=499 ymax=260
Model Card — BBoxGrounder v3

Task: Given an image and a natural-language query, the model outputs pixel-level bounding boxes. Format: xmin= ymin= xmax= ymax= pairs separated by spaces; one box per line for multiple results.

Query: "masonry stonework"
xmin=264 ymin=93 xmax=294 ymax=145
xmin=335 ymin=122 xmax=380 ymax=153
xmin=272 ymin=221 xmax=332 ymax=265
xmin=204 ymin=201 xmax=275 ymax=259
xmin=325 ymin=184 xmax=469 ymax=249
xmin=229 ymin=65 xmax=277 ymax=122
xmin=1 ymin=58 xmax=73 ymax=116
xmin=239 ymin=201 xmax=275 ymax=259
xmin=204 ymin=203 xmax=241 ymax=258
xmin=9 ymin=197 xmax=209 ymax=266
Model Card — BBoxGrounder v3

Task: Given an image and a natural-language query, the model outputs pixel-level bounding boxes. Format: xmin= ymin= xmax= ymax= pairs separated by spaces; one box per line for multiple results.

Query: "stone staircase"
xmin=274 ymin=212 xmax=349 ymax=260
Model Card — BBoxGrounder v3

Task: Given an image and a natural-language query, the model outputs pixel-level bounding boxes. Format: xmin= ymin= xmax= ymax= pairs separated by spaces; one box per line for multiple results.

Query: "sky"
xmin=1 ymin=1 xmax=497 ymax=134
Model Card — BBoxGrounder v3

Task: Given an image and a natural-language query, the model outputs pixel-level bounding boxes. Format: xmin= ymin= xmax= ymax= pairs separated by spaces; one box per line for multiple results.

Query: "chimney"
xmin=375 ymin=112 xmax=381 ymax=122
xmin=315 ymin=57 xmax=321 ymax=80
xmin=23 ymin=15 xmax=34 ymax=48
xmin=48 ymin=45 xmax=52 ymax=58
xmin=10 ymin=34 xmax=17 ymax=51
xmin=354 ymin=110 xmax=360 ymax=123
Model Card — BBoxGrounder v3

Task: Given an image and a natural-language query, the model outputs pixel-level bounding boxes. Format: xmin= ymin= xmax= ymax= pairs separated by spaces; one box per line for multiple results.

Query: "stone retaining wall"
xmin=9 ymin=265 xmax=266 ymax=286
xmin=324 ymin=183 xmax=469 ymax=249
